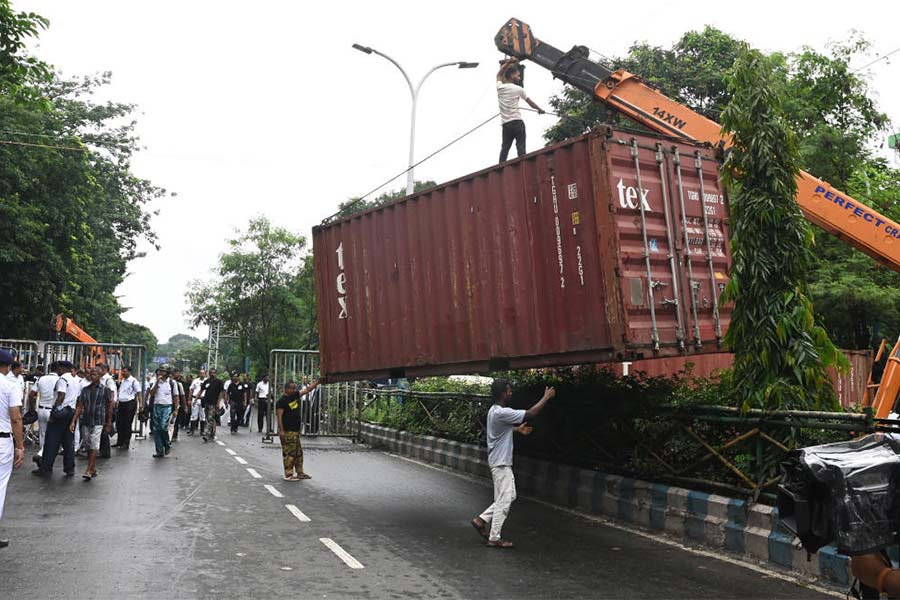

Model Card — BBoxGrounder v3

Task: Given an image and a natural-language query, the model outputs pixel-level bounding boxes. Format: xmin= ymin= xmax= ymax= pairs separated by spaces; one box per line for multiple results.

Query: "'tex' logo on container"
xmin=616 ymin=178 xmax=651 ymax=212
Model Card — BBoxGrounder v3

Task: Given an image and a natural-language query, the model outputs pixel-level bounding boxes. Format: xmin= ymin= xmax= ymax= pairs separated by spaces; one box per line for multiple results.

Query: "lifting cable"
xmin=327 ymin=105 xmax=603 ymax=224
xmin=323 ymin=112 xmax=501 ymax=223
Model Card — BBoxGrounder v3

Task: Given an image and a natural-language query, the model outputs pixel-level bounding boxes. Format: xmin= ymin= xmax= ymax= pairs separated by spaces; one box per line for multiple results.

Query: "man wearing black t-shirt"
xmin=200 ymin=369 xmax=225 ymax=442
xmin=226 ymin=372 xmax=248 ymax=434
xmin=276 ymin=379 xmax=319 ymax=481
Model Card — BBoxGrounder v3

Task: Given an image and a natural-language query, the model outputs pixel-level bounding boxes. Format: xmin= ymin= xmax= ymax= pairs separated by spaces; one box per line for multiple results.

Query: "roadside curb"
xmin=358 ymin=422 xmax=850 ymax=586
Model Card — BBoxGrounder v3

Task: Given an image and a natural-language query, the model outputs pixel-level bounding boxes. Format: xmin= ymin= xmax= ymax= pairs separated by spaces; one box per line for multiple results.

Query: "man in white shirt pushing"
xmin=471 ymin=378 xmax=555 ymax=548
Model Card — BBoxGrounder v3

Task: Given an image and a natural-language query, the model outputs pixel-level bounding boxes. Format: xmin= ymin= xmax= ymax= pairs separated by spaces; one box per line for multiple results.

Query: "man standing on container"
xmin=497 ymin=58 xmax=545 ymax=163
xmin=471 ymin=379 xmax=555 ymax=548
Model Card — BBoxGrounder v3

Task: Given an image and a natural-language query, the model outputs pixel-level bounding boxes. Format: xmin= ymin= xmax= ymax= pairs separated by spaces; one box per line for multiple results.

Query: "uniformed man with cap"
xmin=34 ymin=360 xmax=79 ymax=476
xmin=27 ymin=360 xmax=65 ymax=462
xmin=0 ymin=349 xmax=25 ymax=548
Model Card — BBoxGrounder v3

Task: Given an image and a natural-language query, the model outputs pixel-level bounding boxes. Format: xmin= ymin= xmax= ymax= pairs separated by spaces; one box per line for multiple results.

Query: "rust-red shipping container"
xmin=314 ymin=127 xmax=732 ymax=381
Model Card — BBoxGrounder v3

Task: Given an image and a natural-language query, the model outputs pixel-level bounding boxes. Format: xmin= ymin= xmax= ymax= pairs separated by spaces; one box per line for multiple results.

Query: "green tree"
xmin=332 ymin=180 xmax=437 ymax=220
xmin=186 ymin=217 xmax=314 ymax=372
xmin=783 ymin=36 xmax=888 ymax=188
xmin=114 ymin=321 xmax=158 ymax=362
xmin=0 ymin=0 xmax=51 ymax=105
xmin=158 ymin=333 xmax=201 ymax=358
xmin=0 ymin=70 xmax=164 ymax=341
xmin=720 ymin=48 xmax=845 ymax=412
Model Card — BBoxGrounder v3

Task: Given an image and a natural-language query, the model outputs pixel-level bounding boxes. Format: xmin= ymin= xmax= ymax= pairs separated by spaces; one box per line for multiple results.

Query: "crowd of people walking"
xmin=5 ymin=361 xmax=314 ymax=474
xmin=0 ymin=352 xmax=324 ymax=547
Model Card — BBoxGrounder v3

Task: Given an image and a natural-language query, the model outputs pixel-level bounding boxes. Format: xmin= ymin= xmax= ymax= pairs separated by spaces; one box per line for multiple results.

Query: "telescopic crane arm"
xmin=495 ymin=18 xmax=900 ymax=273
xmin=52 ymin=314 xmax=100 ymax=345
xmin=50 ymin=313 xmax=108 ymax=366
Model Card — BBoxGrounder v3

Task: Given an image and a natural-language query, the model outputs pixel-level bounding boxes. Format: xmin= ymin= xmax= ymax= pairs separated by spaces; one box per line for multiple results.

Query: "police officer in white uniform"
xmin=28 ymin=361 xmax=65 ymax=461
xmin=116 ymin=366 xmax=141 ymax=449
xmin=5 ymin=361 xmax=25 ymax=398
xmin=0 ymin=349 xmax=25 ymax=549
xmin=34 ymin=360 xmax=78 ymax=476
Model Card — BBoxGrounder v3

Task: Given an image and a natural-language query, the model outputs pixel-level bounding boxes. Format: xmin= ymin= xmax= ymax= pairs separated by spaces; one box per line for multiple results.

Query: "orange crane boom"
xmin=52 ymin=314 xmax=100 ymax=345
xmin=50 ymin=313 xmax=108 ymax=368
xmin=496 ymin=18 xmax=900 ymax=272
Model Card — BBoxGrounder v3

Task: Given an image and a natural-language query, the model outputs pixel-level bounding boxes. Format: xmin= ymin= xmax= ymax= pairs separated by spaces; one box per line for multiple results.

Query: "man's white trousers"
xmin=478 ymin=465 xmax=516 ymax=541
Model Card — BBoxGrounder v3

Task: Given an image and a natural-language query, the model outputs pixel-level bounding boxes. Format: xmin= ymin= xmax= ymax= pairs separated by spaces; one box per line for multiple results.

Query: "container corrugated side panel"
xmin=315 ymin=134 xmax=615 ymax=380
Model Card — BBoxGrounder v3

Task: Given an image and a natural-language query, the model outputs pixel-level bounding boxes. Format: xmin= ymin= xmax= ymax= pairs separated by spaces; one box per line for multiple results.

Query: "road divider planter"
xmin=358 ymin=422 xmax=849 ymax=587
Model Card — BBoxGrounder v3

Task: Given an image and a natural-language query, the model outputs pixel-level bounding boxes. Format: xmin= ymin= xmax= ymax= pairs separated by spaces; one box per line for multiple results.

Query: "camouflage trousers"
xmin=204 ymin=405 xmax=219 ymax=439
xmin=281 ymin=431 xmax=304 ymax=477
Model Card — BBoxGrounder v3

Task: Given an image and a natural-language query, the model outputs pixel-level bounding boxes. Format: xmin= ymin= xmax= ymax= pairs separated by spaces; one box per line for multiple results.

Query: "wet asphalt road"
xmin=1 ymin=430 xmax=836 ymax=599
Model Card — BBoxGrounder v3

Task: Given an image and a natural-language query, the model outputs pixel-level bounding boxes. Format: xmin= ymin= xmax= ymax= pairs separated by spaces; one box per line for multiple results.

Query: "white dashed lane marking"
xmin=215 ymin=440 xmax=225 ymax=446
xmin=264 ymin=485 xmax=284 ymax=498
xmin=234 ymin=456 xmax=248 ymax=465
xmin=246 ymin=468 xmax=262 ymax=479
xmin=225 ymin=448 xmax=237 ymax=456
xmin=320 ymin=538 xmax=364 ymax=569
xmin=286 ymin=504 xmax=311 ymax=522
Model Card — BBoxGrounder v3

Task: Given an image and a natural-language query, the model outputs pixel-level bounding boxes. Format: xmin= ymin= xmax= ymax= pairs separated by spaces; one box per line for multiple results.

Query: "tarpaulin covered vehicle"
xmin=778 ymin=434 xmax=900 ymax=556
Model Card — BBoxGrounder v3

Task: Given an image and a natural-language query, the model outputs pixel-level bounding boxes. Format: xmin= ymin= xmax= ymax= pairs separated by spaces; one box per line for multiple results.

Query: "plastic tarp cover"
xmin=779 ymin=434 xmax=900 ymax=556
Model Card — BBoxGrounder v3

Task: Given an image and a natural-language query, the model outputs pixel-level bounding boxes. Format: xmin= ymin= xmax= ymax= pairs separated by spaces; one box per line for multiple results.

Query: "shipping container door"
xmin=668 ymin=146 xmax=730 ymax=350
xmin=597 ymin=133 xmax=730 ymax=356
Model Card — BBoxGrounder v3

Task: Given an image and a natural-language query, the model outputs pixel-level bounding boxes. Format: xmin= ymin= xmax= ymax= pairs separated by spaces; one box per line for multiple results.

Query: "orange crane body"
xmin=50 ymin=314 xmax=109 ymax=370
xmin=871 ymin=337 xmax=900 ymax=419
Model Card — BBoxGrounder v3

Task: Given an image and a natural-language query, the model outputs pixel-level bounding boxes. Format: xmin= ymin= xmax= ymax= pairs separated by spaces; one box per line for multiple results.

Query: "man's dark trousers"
xmin=116 ymin=400 xmax=137 ymax=448
xmin=499 ymin=119 xmax=526 ymax=162
xmin=172 ymin=399 xmax=188 ymax=440
xmin=257 ymin=401 xmax=268 ymax=433
xmin=230 ymin=401 xmax=244 ymax=433
xmin=40 ymin=419 xmax=74 ymax=473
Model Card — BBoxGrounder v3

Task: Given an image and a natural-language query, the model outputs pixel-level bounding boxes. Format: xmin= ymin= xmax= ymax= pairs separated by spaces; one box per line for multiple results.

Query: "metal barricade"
xmin=41 ymin=341 xmax=147 ymax=439
xmin=264 ymin=349 xmax=359 ymax=442
xmin=0 ymin=338 xmax=41 ymax=372
xmin=0 ymin=339 xmax=41 ymax=447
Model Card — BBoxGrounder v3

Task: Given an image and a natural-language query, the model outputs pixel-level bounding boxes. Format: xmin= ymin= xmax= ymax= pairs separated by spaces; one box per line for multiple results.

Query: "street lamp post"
xmin=353 ymin=44 xmax=478 ymax=196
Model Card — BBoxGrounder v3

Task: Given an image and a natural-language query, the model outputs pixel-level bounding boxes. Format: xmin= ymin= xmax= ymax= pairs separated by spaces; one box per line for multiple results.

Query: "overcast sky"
xmin=17 ymin=0 xmax=900 ymax=345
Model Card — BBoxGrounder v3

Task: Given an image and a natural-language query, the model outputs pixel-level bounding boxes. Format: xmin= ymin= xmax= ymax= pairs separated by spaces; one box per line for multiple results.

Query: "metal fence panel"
xmin=41 ymin=341 xmax=148 ymax=438
xmin=265 ymin=349 xmax=358 ymax=441
xmin=0 ymin=339 xmax=41 ymax=372
xmin=0 ymin=339 xmax=41 ymax=447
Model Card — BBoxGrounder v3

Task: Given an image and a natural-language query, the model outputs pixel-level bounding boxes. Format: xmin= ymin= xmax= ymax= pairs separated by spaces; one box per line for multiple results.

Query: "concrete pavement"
xmin=0 ymin=430 xmax=838 ymax=599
